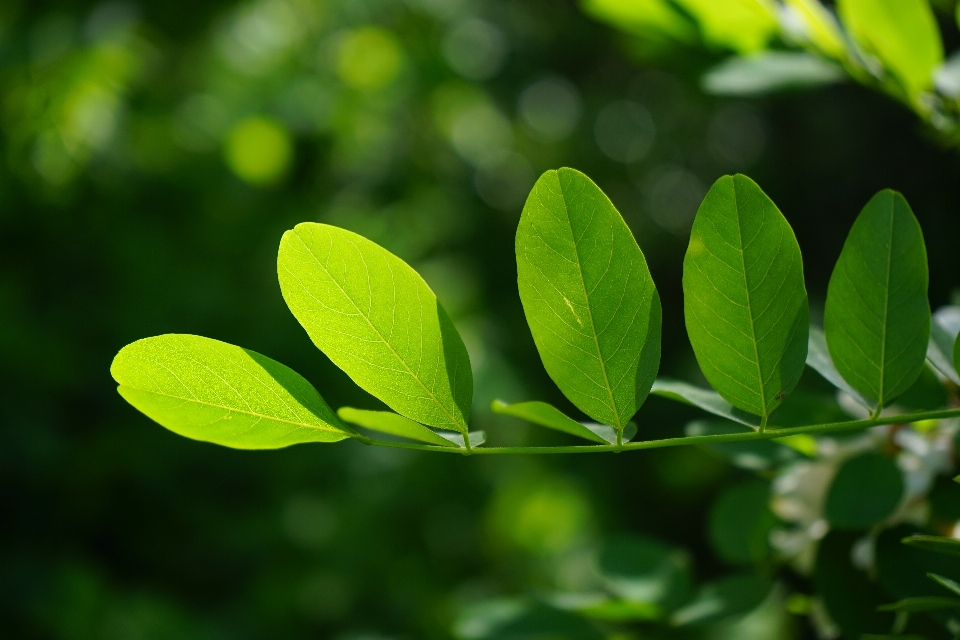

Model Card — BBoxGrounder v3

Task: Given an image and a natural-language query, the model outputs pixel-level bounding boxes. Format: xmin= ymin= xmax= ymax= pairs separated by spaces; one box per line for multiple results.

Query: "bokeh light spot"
xmin=224 ymin=116 xmax=293 ymax=185
xmin=336 ymin=27 xmax=403 ymax=90
xmin=442 ymin=18 xmax=507 ymax=81
xmin=594 ymin=100 xmax=656 ymax=163
xmin=518 ymin=76 xmax=582 ymax=142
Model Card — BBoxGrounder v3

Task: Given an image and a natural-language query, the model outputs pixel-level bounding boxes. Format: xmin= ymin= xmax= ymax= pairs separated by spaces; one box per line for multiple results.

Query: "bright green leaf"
xmin=877 ymin=596 xmax=960 ymax=612
xmin=784 ymin=0 xmax=848 ymax=59
xmin=673 ymin=0 xmax=778 ymax=54
xmin=902 ymin=535 xmax=960 ymax=557
xmin=929 ymin=572 xmax=960 ymax=597
xmin=553 ymin=594 xmax=660 ymax=622
xmin=683 ymin=174 xmax=809 ymax=422
xmin=928 ymin=305 xmax=960 ymax=384
xmin=837 ymin=0 xmax=943 ymax=97
xmin=111 ymin=334 xmax=352 ymax=449
xmin=824 ymin=190 xmax=930 ymax=412
xmin=337 ymin=407 xmax=456 ymax=447
xmin=806 ymin=326 xmax=875 ymax=410
xmin=580 ymin=0 xmax=696 ymax=43
xmin=825 ymin=453 xmax=903 ymax=529
xmin=651 ymin=378 xmax=759 ymax=427
xmin=702 ymin=52 xmax=843 ymax=96
xmin=516 ymin=167 xmax=661 ymax=436
xmin=278 ymin=223 xmax=473 ymax=433
xmin=491 ymin=399 xmax=636 ymax=445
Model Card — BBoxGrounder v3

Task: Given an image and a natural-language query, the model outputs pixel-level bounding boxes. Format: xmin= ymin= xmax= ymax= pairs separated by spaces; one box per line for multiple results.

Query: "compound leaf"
xmin=278 ymin=223 xmax=472 ymax=433
xmin=492 ymin=399 xmax=636 ymax=445
xmin=337 ymin=407 xmax=456 ymax=447
xmin=806 ymin=327 xmax=875 ymax=411
xmin=824 ymin=190 xmax=930 ymax=411
xmin=650 ymin=378 xmax=759 ymax=427
xmin=838 ymin=0 xmax=943 ymax=97
xmin=683 ymin=174 xmax=809 ymax=421
xmin=516 ymin=168 xmax=661 ymax=435
xmin=111 ymin=334 xmax=352 ymax=449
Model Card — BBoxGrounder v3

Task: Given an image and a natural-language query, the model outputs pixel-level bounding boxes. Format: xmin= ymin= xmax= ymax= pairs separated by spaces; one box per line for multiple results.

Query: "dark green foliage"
xmin=826 ymin=453 xmax=903 ymax=529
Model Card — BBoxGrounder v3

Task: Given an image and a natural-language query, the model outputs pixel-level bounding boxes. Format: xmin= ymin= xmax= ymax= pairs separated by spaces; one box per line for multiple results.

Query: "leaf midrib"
xmin=292 ymin=230 xmax=466 ymax=432
xmin=734 ymin=181 xmax=767 ymax=419
xmin=556 ymin=176 xmax=623 ymax=430
xmin=878 ymin=199 xmax=894 ymax=407
xmin=119 ymin=385 xmax=346 ymax=435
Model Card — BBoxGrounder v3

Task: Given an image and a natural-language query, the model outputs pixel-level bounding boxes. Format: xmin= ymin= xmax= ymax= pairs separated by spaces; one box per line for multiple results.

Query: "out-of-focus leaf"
xmin=673 ymin=0 xmax=779 ymax=54
xmin=437 ymin=430 xmax=487 ymax=448
xmin=927 ymin=305 xmax=960 ymax=384
xmin=708 ymin=480 xmax=777 ymax=565
xmin=902 ymin=535 xmax=960 ymax=557
xmin=837 ymin=0 xmax=943 ymax=96
xmin=516 ymin=168 xmax=661 ymax=437
xmin=454 ymin=599 xmax=603 ymax=640
xmin=783 ymin=0 xmax=848 ymax=59
xmin=669 ymin=574 xmax=771 ymax=626
xmin=936 ymin=52 xmax=960 ymax=97
xmin=683 ymin=174 xmax=809 ymax=421
xmin=825 ymin=453 xmax=903 ymax=529
xmin=111 ymin=335 xmax=352 ymax=449
xmin=278 ymin=223 xmax=473 ymax=433
xmin=878 ymin=526 xmax=960 ymax=604
xmin=548 ymin=593 xmax=661 ymax=621
xmin=806 ymin=326 xmax=874 ymax=410
xmin=878 ymin=596 xmax=960 ymax=612
xmin=598 ymin=534 xmax=691 ymax=610
xmin=686 ymin=421 xmax=802 ymax=470
xmin=650 ymin=379 xmax=758 ymax=427
xmin=824 ymin=190 xmax=930 ymax=411
xmin=491 ymin=400 xmax=635 ymax=444
xmin=702 ymin=52 xmax=844 ymax=96
xmin=580 ymin=0 xmax=696 ymax=42
xmin=929 ymin=573 xmax=960 ymax=597
xmin=895 ymin=364 xmax=947 ymax=411
xmin=862 ymin=636 xmax=931 ymax=640
xmin=337 ymin=407 xmax=457 ymax=447
xmin=815 ymin=531 xmax=894 ymax=637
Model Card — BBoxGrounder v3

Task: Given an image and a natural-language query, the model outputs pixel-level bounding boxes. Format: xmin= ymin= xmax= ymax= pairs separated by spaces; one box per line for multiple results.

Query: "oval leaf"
xmin=683 ymin=174 xmax=809 ymax=421
xmin=824 ymin=190 xmax=930 ymax=411
xmin=337 ymin=407 xmax=456 ymax=447
xmin=492 ymin=400 xmax=636 ymax=445
xmin=278 ymin=223 xmax=472 ymax=433
xmin=111 ymin=334 xmax=352 ymax=449
xmin=825 ymin=452 xmax=903 ymax=529
xmin=516 ymin=167 xmax=661 ymax=434
xmin=806 ymin=327 xmax=875 ymax=411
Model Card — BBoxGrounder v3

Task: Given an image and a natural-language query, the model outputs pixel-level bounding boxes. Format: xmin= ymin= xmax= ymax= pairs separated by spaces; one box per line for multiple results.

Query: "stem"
xmin=351 ymin=407 xmax=960 ymax=456
xmin=759 ymin=414 xmax=767 ymax=434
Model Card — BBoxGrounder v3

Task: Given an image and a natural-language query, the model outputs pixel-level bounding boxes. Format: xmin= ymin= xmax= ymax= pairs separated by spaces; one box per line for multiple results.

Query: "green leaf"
xmin=686 ymin=421 xmax=802 ymax=471
xmin=278 ymin=223 xmax=473 ymax=433
xmin=784 ymin=0 xmax=848 ymax=60
xmin=928 ymin=572 xmax=960 ymax=597
xmin=672 ymin=0 xmax=778 ymax=54
xmin=838 ymin=0 xmax=943 ymax=97
xmin=701 ymin=52 xmax=844 ymax=97
xmin=682 ymin=174 xmax=809 ymax=422
xmin=824 ymin=190 xmax=930 ymax=412
xmin=437 ymin=430 xmax=487 ymax=448
xmin=825 ymin=453 xmax=903 ymax=529
xmin=708 ymin=480 xmax=776 ymax=565
xmin=553 ymin=595 xmax=660 ymax=622
xmin=454 ymin=599 xmax=603 ymax=640
xmin=111 ymin=334 xmax=352 ymax=449
xmin=516 ymin=168 xmax=661 ymax=436
xmin=806 ymin=326 xmax=875 ymax=411
xmin=669 ymin=574 xmax=771 ymax=626
xmin=902 ymin=535 xmax=960 ymax=557
xmin=877 ymin=596 xmax=960 ymax=612
xmin=928 ymin=305 xmax=960 ymax=385
xmin=337 ymin=407 xmax=456 ymax=447
xmin=491 ymin=400 xmax=636 ymax=445
xmin=651 ymin=378 xmax=759 ymax=427
xmin=815 ymin=531 xmax=894 ymax=637
xmin=598 ymin=534 xmax=692 ymax=610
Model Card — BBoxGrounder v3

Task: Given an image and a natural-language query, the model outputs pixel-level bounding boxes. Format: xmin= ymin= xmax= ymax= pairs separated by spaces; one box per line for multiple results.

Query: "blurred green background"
xmin=4 ymin=0 xmax=960 ymax=638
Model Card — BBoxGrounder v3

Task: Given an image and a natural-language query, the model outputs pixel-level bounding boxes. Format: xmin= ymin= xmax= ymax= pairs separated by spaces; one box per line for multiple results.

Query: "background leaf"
xmin=651 ymin=378 xmax=759 ymax=427
xmin=806 ymin=327 xmax=875 ymax=411
xmin=337 ymin=407 xmax=456 ymax=447
xmin=708 ymin=480 xmax=777 ymax=565
xmin=902 ymin=535 xmax=960 ymax=557
xmin=516 ymin=167 xmax=661 ymax=434
xmin=492 ymin=400 xmax=636 ymax=444
xmin=598 ymin=534 xmax=691 ymax=610
xmin=111 ymin=335 xmax=352 ymax=449
xmin=837 ymin=0 xmax=943 ymax=97
xmin=928 ymin=305 xmax=960 ymax=384
xmin=824 ymin=190 xmax=930 ymax=411
xmin=669 ymin=574 xmax=771 ymax=626
xmin=682 ymin=174 xmax=809 ymax=421
xmin=825 ymin=452 xmax=903 ymax=529
xmin=701 ymin=52 xmax=843 ymax=97
xmin=278 ymin=223 xmax=473 ymax=433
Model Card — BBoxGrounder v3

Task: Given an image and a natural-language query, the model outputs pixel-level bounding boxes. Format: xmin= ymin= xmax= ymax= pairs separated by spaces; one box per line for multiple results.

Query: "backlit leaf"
xmin=111 ymin=334 xmax=352 ymax=449
xmin=672 ymin=0 xmax=778 ymax=54
xmin=278 ymin=223 xmax=473 ymax=433
xmin=516 ymin=168 xmax=661 ymax=436
xmin=824 ymin=190 xmax=930 ymax=411
xmin=838 ymin=0 xmax=943 ymax=97
xmin=492 ymin=399 xmax=636 ymax=445
xmin=682 ymin=174 xmax=809 ymax=421
xmin=337 ymin=407 xmax=456 ymax=447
